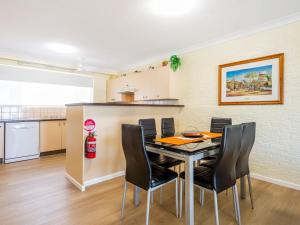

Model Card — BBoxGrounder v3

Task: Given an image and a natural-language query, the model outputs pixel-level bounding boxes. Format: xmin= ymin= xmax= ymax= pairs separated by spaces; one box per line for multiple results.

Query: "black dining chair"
xmin=200 ymin=117 xmax=232 ymax=167
xmin=139 ymin=119 xmax=182 ymax=169
xmin=120 ymin=124 xmax=179 ymax=225
xmin=236 ymin=122 xmax=256 ymax=209
xmin=179 ymin=124 xmax=243 ymax=225
xmin=161 ymin=118 xmax=175 ymax=138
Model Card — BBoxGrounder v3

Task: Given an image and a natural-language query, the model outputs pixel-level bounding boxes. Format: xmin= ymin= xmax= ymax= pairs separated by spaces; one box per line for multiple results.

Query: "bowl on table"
xmin=181 ymin=131 xmax=203 ymax=138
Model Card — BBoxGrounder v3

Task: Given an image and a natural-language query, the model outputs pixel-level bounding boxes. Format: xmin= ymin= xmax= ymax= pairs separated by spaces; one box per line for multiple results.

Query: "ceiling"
xmin=0 ymin=0 xmax=300 ymax=73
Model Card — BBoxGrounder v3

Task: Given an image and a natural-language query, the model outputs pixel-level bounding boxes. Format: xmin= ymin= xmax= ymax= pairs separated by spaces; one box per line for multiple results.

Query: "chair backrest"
xmin=121 ymin=124 xmax=151 ymax=190
xmin=210 ymin=117 xmax=232 ymax=142
xmin=161 ymin=118 xmax=175 ymax=138
xmin=212 ymin=124 xmax=242 ymax=193
xmin=236 ymin=122 xmax=256 ymax=179
xmin=138 ymin=119 xmax=157 ymax=141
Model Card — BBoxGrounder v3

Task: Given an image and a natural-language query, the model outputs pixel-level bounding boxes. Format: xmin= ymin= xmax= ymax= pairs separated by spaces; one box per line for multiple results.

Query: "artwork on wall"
xmin=218 ymin=53 xmax=284 ymax=105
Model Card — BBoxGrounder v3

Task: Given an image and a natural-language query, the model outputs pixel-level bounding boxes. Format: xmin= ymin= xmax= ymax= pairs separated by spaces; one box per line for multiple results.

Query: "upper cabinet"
xmin=106 ymin=67 xmax=182 ymax=102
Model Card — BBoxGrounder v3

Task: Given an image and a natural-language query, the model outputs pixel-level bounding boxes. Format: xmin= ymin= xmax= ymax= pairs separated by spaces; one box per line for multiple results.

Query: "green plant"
xmin=170 ymin=55 xmax=181 ymax=72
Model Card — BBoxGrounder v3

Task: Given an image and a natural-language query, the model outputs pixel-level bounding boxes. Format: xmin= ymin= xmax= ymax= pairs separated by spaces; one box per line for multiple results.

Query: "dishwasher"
xmin=5 ymin=122 xmax=40 ymax=163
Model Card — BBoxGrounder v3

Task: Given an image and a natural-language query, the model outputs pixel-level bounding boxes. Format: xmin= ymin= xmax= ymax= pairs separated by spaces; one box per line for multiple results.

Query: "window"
xmin=0 ymin=80 xmax=93 ymax=106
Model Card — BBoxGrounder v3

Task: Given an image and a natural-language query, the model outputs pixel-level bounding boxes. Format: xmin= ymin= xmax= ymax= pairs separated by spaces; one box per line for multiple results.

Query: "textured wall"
xmin=178 ymin=21 xmax=300 ymax=186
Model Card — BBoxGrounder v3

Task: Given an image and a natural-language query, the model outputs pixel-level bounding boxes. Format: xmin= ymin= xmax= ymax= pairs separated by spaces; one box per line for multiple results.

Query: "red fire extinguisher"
xmin=85 ymin=131 xmax=96 ymax=158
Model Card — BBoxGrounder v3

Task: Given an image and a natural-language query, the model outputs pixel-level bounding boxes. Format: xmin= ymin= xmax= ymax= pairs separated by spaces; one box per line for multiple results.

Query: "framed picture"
xmin=218 ymin=53 xmax=284 ymax=105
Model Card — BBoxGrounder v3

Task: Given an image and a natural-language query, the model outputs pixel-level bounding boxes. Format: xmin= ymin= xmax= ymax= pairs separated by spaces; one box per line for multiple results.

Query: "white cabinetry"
xmin=106 ymin=67 xmax=182 ymax=102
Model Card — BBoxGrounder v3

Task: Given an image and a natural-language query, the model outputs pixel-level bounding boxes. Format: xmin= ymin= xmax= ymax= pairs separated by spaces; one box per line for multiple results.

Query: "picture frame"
xmin=218 ymin=53 xmax=284 ymax=105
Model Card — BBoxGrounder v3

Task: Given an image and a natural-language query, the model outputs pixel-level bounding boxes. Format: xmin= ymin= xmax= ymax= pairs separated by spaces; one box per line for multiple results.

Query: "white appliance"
xmin=5 ymin=122 xmax=39 ymax=163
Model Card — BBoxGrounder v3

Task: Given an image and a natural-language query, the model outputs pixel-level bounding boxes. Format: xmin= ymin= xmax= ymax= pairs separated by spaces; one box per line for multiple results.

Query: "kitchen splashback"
xmin=0 ymin=106 xmax=66 ymax=120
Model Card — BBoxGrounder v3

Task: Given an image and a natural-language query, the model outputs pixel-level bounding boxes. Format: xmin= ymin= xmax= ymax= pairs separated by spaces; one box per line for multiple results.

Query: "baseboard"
xmin=65 ymin=172 xmax=85 ymax=192
xmin=251 ymin=173 xmax=300 ymax=191
xmin=40 ymin=149 xmax=66 ymax=156
xmin=84 ymin=170 xmax=125 ymax=188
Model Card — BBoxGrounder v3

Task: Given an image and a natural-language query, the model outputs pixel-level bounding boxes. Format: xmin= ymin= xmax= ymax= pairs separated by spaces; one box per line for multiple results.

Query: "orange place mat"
xmin=155 ymin=132 xmax=222 ymax=146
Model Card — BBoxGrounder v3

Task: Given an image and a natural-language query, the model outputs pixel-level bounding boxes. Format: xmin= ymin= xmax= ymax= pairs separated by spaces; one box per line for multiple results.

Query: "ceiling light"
xmin=45 ymin=43 xmax=77 ymax=54
xmin=148 ymin=0 xmax=197 ymax=17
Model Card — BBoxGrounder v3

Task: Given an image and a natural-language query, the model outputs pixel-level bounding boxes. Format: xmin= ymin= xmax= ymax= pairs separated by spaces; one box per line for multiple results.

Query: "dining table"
xmin=133 ymin=135 xmax=247 ymax=225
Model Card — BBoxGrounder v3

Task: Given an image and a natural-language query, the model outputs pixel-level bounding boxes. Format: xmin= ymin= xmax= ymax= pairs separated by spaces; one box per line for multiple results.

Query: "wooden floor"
xmin=0 ymin=155 xmax=300 ymax=225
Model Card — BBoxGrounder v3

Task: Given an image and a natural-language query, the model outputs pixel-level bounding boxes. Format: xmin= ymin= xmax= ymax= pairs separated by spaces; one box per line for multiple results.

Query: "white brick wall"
xmin=178 ymin=21 xmax=300 ymax=186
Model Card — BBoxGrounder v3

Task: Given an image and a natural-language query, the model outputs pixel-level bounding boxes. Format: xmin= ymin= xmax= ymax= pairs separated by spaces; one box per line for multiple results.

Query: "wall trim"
xmin=84 ymin=170 xmax=125 ymax=188
xmin=65 ymin=172 xmax=86 ymax=192
xmin=251 ymin=173 xmax=300 ymax=191
xmin=120 ymin=12 xmax=300 ymax=72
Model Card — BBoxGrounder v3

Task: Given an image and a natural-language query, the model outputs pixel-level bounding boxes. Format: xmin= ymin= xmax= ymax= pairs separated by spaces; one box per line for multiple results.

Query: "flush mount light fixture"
xmin=45 ymin=42 xmax=77 ymax=54
xmin=148 ymin=0 xmax=197 ymax=17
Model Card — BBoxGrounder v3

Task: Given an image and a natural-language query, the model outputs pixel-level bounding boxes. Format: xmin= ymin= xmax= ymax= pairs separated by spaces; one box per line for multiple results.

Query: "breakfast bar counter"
xmin=65 ymin=103 xmax=184 ymax=191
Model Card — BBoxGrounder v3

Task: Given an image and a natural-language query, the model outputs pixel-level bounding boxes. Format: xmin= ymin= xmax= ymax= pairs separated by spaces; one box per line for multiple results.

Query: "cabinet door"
xmin=39 ymin=121 xmax=62 ymax=152
xmin=149 ymin=67 xmax=170 ymax=100
xmin=61 ymin=121 xmax=67 ymax=150
xmin=0 ymin=123 xmax=3 ymax=159
xmin=106 ymin=79 xmax=122 ymax=102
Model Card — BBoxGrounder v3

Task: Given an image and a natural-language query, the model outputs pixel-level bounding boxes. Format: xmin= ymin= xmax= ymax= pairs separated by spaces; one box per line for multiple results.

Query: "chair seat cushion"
xmin=200 ymin=157 xmax=217 ymax=168
xmin=148 ymin=152 xmax=182 ymax=168
xmin=151 ymin=165 xmax=178 ymax=188
xmin=179 ymin=166 xmax=214 ymax=190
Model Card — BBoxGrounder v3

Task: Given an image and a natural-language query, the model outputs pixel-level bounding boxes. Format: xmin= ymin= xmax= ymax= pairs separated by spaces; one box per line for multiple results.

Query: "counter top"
xmin=66 ymin=102 xmax=184 ymax=107
xmin=0 ymin=118 xmax=66 ymax=123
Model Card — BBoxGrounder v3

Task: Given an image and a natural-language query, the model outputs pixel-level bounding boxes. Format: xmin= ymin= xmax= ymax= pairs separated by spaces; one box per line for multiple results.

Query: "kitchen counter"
xmin=0 ymin=118 xmax=66 ymax=123
xmin=66 ymin=102 xmax=184 ymax=107
xmin=65 ymin=102 xmax=183 ymax=191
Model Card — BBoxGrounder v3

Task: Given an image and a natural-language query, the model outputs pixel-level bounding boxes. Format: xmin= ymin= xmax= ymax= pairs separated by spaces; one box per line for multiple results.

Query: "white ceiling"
xmin=0 ymin=0 xmax=300 ymax=73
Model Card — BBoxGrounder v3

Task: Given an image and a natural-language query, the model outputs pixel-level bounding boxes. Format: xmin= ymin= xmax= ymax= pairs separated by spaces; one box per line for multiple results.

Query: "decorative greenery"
xmin=170 ymin=55 xmax=181 ymax=72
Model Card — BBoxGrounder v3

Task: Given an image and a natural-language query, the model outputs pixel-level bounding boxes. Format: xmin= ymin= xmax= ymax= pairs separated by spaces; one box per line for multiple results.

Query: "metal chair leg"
xmin=160 ymin=187 xmax=163 ymax=205
xmin=232 ymin=187 xmax=238 ymax=221
xmin=121 ymin=181 xmax=127 ymax=219
xmin=247 ymin=174 xmax=255 ymax=209
xmin=213 ymin=190 xmax=220 ymax=225
xmin=175 ymin=178 xmax=179 ymax=218
xmin=146 ymin=190 xmax=151 ymax=225
xmin=151 ymin=192 xmax=154 ymax=204
xmin=233 ymin=184 xmax=242 ymax=225
xmin=200 ymin=189 xmax=205 ymax=206
xmin=179 ymin=178 xmax=183 ymax=218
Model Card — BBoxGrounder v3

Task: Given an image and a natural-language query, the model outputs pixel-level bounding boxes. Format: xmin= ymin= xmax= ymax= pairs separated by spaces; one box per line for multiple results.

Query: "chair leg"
xmin=213 ymin=190 xmax=220 ymax=225
xmin=179 ymin=178 xmax=183 ymax=218
xmin=175 ymin=178 xmax=179 ymax=218
xmin=200 ymin=189 xmax=205 ymax=206
xmin=160 ymin=187 xmax=163 ymax=205
xmin=121 ymin=181 xmax=127 ymax=219
xmin=247 ymin=174 xmax=255 ymax=209
xmin=151 ymin=192 xmax=154 ymax=204
xmin=232 ymin=187 xmax=238 ymax=221
xmin=233 ymin=184 xmax=242 ymax=225
xmin=146 ymin=190 xmax=151 ymax=225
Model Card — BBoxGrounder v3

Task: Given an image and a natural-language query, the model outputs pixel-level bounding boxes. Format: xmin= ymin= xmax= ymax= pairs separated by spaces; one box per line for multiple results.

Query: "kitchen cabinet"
xmin=61 ymin=121 xmax=67 ymax=149
xmin=40 ymin=120 xmax=66 ymax=152
xmin=106 ymin=67 xmax=182 ymax=102
xmin=0 ymin=123 xmax=3 ymax=160
xmin=106 ymin=79 xmax=122 ymax=102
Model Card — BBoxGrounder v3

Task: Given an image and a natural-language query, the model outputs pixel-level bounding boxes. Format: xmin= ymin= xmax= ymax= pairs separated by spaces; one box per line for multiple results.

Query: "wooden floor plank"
xmin=0 ymin=155 xmax=299 ymax=225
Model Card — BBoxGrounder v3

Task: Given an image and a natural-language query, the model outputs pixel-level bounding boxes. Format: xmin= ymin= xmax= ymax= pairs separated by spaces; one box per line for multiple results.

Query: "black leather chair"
xmin=179 ymin=124 xmax=243 ymax=225
xmin=161 ymin=118 xmax=175 ymax=138
xmin=121 ymin=124 xmax=178 ymax=225
xmin=139 ymin=119 xmax=182 ymax=169
xmin=236 ymin=122 xmax=256 ymax=209
xmin=200 ymin=117 xmax=232 ymax=167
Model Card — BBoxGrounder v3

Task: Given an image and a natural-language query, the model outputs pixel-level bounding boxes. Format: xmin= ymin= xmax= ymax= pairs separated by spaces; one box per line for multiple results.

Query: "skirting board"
xmin=65 ymin=172 xmax=85 ymax=192
xmin=84 ymin=171 xmax=125 ymax=188
xmin=251 ymin=173 xmax=300 ymax=191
